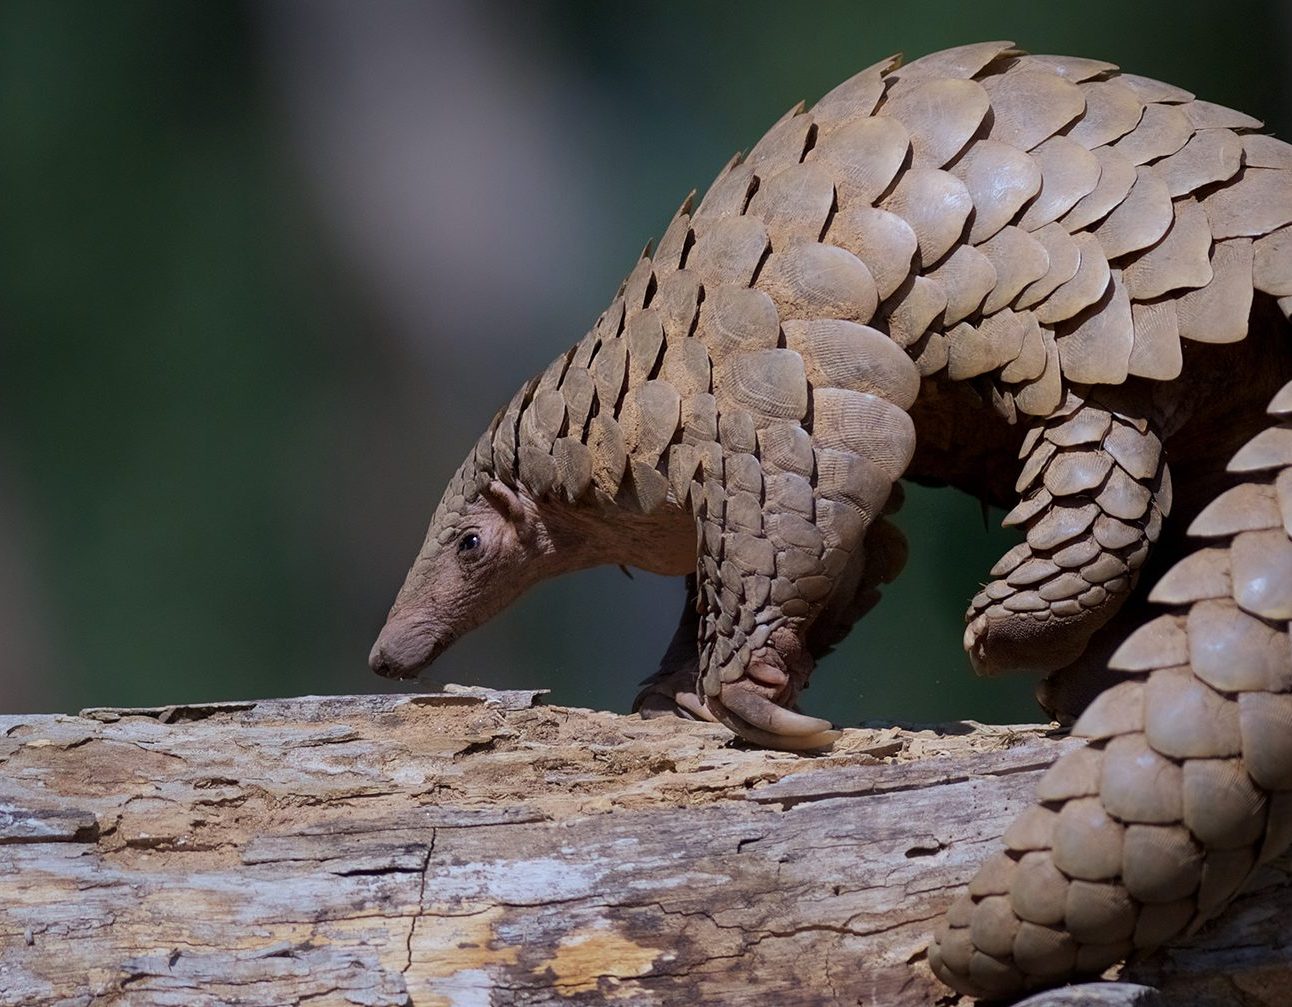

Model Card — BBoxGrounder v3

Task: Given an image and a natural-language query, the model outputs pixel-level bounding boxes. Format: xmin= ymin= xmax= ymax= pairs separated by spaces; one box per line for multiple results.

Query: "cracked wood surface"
xmin=1 ymin=688 xmax=1288 ymax=1006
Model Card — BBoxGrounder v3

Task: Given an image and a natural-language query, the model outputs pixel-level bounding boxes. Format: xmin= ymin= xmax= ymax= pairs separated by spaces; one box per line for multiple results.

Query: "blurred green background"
xmin=2 ymin=0 xmax=1288 ymax=725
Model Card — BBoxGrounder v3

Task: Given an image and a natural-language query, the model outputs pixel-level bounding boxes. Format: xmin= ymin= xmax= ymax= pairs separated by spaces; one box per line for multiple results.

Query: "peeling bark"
xmin=0 ymin=688 xmax=1287 ymax=1006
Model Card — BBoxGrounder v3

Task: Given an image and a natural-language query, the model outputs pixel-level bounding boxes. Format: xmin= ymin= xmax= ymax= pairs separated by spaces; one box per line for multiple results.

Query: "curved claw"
xmin=719 ymin=685 xmax=833 ymax=737
xmin=964 ymin=613 xmax=993 ymax=677
xmin=707 ymin=683 xmax=840 ymax=751
xmin=634 ymin=667 xmax=718 ymax=723
xmin=670 ymin=689 xmax=718 ymax=723
xmin=734 ymin=721 xmax=842 ymax=751
xmin=715 ymin=710 xmax=841 ymax=751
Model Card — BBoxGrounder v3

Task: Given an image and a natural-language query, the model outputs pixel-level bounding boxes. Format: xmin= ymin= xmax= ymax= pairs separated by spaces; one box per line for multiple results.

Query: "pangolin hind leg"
xmin=1027 ymin=305 xmax=1292 ymax=723
xmin=965 ymin=389 xmax=1170 ymax=696
xmin=930 ymin=376 xmax=1292 ymax=998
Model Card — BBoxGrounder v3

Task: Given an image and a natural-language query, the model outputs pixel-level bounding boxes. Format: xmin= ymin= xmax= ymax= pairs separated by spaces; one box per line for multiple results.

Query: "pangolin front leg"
xmin=966 ymin=389 xmax=1170 ymax=700
xmin=694 ymin=328 xmax=920 ymax=750
xmin=637 ymin=512 xmax=909 ymax=726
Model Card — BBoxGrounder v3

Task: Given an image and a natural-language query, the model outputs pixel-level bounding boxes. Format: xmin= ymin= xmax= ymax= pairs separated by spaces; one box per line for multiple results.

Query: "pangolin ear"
xmin=482 ymin=479 xmax=527 ymax=527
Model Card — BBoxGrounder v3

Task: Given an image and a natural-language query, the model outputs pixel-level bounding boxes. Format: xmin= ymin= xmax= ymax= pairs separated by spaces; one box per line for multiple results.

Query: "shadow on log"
xmin=0 ymin=688 xmax=1288 ymax=1005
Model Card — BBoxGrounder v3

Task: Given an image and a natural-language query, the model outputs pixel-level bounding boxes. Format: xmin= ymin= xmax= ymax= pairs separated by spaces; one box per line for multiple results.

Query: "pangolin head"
xmin=368 ymin=456 xmax=544 ymax=681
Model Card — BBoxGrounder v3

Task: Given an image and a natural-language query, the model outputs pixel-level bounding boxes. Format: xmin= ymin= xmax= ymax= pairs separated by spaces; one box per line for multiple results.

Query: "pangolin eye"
xmin=457 ymin=532 xmax=481 ymax=555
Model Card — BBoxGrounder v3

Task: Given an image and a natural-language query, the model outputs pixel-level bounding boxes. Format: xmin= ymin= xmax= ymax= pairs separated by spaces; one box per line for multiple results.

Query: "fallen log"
xmin=0 ymin=688 xmax=1287 ymax=1005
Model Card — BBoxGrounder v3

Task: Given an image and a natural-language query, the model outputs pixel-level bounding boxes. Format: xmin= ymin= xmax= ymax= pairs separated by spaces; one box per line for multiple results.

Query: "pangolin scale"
xmin=370 ymin=41 xmax=1292 ymax=998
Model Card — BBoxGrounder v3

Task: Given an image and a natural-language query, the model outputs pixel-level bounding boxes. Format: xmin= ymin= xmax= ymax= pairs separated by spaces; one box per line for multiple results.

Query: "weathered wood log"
xmin=0 ymin=689 xmax=1287 ymax=1006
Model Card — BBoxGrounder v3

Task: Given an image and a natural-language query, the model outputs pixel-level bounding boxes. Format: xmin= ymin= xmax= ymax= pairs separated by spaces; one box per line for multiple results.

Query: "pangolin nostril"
xmin=368 ymin=619 xmax=441 ymax=679
xmin=368 ymin=637 xmax=404 ymax=678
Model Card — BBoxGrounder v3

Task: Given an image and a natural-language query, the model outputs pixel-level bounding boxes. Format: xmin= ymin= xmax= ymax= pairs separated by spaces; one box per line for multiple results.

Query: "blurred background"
xmin=2 ymin=0 xmax=1289 ymax=725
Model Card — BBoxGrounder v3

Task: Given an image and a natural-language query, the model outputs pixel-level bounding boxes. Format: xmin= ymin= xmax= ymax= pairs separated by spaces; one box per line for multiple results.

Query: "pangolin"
xmin=369 ymin=41 xmax=1292 ymax=998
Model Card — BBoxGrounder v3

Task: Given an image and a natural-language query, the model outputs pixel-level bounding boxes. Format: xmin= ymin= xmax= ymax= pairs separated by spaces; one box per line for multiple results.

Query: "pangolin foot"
xmin=963 ymin=607 xmax=1088 ymax=679
xmin=704 ymin=671 xmax=840 ymax=751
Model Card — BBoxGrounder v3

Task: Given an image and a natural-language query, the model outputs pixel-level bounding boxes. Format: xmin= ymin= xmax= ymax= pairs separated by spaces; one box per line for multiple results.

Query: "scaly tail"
xmin=930 ymin=377 xmax=1292 ymax=998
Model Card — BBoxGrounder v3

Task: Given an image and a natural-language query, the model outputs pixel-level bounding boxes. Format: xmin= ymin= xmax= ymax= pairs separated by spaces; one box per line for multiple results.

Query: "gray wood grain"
xmin=0 ymin=690 xmax=1285 ymax=1005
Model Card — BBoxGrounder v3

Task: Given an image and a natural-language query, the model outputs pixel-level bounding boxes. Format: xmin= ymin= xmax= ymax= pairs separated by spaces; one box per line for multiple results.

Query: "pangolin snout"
xmin=368 ymin=617 xmax=442 ymax=680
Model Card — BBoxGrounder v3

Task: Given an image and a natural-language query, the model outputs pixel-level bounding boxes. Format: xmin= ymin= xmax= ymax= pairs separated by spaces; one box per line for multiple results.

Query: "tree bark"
xmin=1 ymin=688 xmax=1287 ymax=1006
